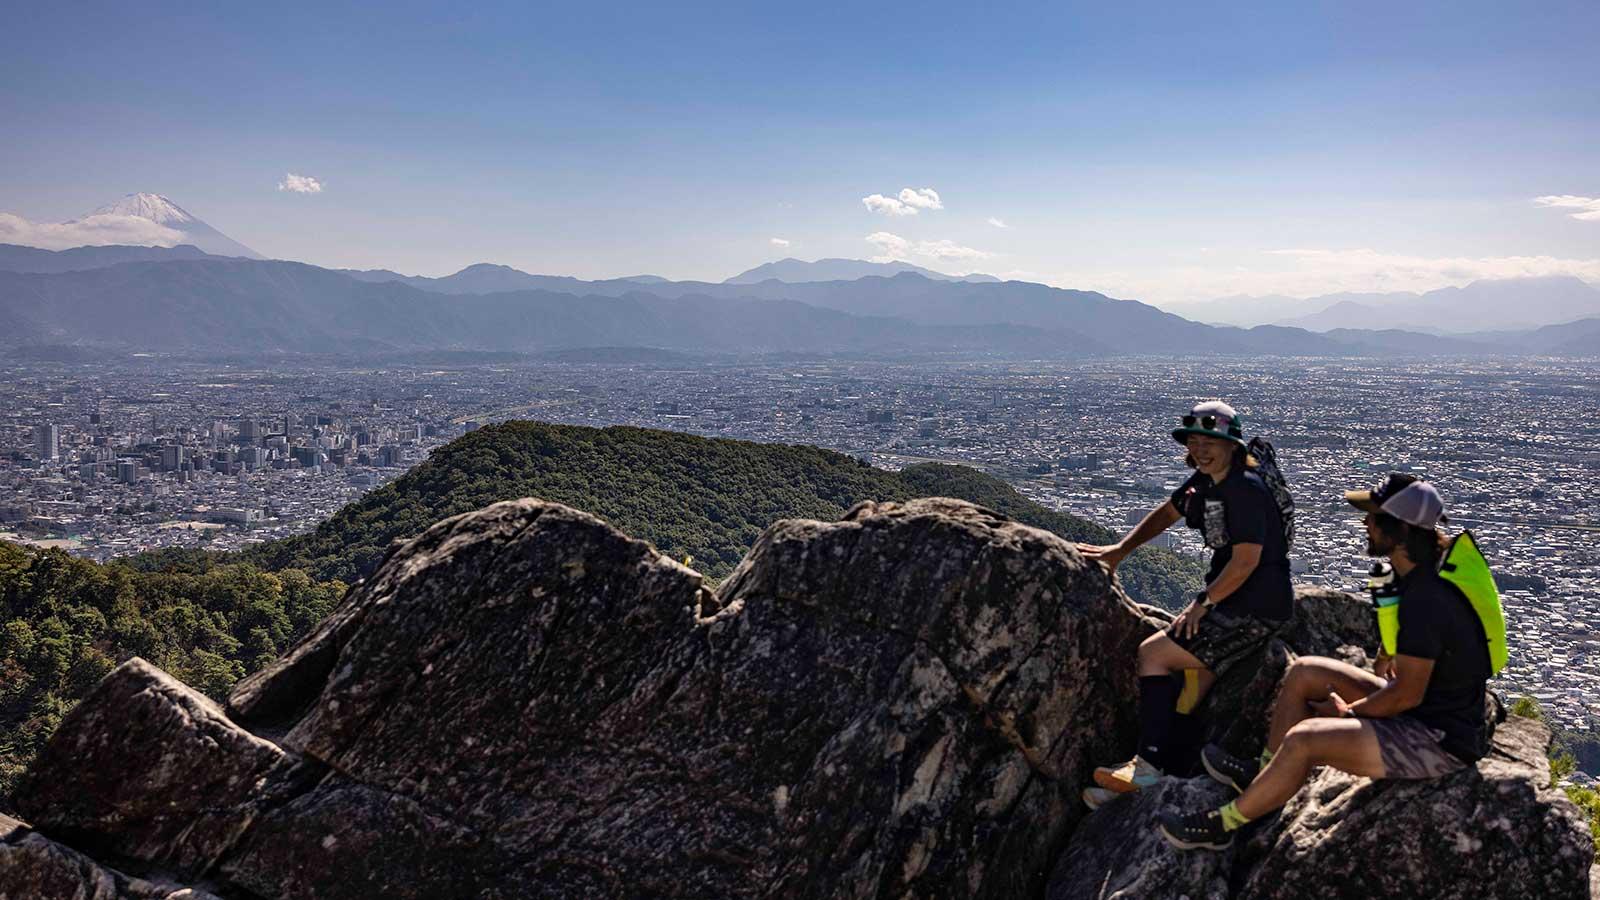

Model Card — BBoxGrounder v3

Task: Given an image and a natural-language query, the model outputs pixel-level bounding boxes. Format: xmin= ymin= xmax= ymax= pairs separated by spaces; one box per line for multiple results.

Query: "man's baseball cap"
xmin=1345 ymin=473 xmax=1450 ymax=529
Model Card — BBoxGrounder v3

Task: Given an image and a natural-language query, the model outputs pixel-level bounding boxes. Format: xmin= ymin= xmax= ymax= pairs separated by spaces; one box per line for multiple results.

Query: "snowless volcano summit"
xmin=78 ymin=192 xmax=262 ymax=259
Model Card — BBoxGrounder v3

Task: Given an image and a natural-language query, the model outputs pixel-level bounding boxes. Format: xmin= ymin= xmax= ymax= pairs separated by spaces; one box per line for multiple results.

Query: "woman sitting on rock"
xmin=1077 ymin=400 xmax=1294 ymax=807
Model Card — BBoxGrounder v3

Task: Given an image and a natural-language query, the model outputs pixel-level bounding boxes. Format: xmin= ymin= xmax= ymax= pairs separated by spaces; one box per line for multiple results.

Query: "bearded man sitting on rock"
xmin=1157 ymin=475 xmax=1494 ymax=851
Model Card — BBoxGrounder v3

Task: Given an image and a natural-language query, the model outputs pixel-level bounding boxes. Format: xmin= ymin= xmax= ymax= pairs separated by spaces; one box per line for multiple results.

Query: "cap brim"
xmin=1172 ymin=427 xmax=1246 ymax=447
xmin=1344 ymin=490 xmax=1383 ymax=515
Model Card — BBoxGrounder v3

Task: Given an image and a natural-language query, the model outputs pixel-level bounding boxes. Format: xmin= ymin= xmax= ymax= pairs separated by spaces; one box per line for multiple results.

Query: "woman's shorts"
xmin=1168 ymin=607 xmax=1281 ymax=675
xmin=1368 ymin=715 xmax=1469 ymax=780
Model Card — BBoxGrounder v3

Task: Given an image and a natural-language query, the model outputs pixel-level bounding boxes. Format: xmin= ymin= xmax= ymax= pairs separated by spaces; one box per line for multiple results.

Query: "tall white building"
xmin=34 ymin=424 xmax=58 ymax=461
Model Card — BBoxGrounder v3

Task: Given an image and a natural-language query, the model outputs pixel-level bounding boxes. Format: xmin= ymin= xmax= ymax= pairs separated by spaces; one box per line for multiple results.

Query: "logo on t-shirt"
xmin=1203 ymin=499 xmax=1231 ymax=549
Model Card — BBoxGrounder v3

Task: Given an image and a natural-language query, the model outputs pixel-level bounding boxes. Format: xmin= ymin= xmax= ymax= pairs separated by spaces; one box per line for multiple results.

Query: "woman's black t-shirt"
xmin=1170 ymin=469 xmax=1294 ymax=621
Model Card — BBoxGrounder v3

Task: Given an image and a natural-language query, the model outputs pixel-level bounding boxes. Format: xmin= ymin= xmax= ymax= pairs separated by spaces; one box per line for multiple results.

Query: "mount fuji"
xmin=79 ymin=193 xmax=262 ymax=259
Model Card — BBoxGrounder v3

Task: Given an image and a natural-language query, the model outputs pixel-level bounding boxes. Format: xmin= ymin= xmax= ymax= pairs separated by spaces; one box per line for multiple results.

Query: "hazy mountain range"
xmin=1172 ymin=276 xmax=1600 ymax=334
xmin=0 ymin=193 xmax=1596 ymax=359
xmin=4 ymin=245 xmax=1593 ymax=358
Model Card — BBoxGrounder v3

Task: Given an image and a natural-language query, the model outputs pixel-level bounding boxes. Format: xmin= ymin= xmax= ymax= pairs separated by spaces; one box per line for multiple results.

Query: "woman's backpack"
xmin=1247 ymin=437 xmax=1295 ymax=549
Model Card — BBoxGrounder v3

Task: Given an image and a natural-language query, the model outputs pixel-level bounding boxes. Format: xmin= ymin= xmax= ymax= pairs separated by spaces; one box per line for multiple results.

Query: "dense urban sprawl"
xmin=2 ymin=355 xmax=1595 ymax=734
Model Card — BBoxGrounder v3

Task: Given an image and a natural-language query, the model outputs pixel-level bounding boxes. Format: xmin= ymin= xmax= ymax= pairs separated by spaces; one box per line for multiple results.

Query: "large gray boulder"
xmin=1235 ymin=714 xmax=1594 ymax=899
xmin=8 ymin=497 xmax=1160 ymax=899
xmin=0 ymin=813 xmax=219 ymax=900
xmin=4 ymin=496 xmax=1592 ymax=898
xmin=1048 ymin=708 xmax=1594 ymax=899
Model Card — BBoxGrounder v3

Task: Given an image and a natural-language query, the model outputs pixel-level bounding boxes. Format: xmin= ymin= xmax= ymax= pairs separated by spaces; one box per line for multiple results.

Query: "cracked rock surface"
xmin=4 ymin=497 xmax=1593 ymax=899
xmin=6 ymin=497 xmax=1158 ymax=899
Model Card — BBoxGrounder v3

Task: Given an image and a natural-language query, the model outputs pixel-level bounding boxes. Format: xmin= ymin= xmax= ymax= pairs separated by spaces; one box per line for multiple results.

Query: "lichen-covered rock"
xmin=0 ymin=814 xmax=219 ymax=900
xmin=15 ymin=659 xmax=296 ymax=877
xmin=1046 ymin=715 xmax=1594 ymax=899
xmin=1046 ymin=777 xmax=1236 ymax=900
xmin=6 ymin=496 xmax=1590 ymax=900
xmin=1236 ymin=714 xmax=1593 ymax=900
xmin=7 ymin=497 xmax=1159 ymax=900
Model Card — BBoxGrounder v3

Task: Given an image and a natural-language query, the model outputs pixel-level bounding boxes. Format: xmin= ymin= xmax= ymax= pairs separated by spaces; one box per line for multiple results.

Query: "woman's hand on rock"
xmin=1076 ymin=542 xmax=1129 ymax=573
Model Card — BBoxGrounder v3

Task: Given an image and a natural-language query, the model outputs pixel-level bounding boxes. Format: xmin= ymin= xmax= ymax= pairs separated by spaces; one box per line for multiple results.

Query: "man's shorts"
xmin=1168 ymin=607 xmax=1281 ymax=675
xmin=1368 ymin=715 xmax=1469 ymax=780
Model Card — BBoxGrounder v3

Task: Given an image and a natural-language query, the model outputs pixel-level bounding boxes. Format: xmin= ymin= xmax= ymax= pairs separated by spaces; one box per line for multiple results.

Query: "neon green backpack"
xmin=1438 ymin=531 xmax=1509 ymax=675
xmin=1372 ymin=530 xmax=1507 ymax=675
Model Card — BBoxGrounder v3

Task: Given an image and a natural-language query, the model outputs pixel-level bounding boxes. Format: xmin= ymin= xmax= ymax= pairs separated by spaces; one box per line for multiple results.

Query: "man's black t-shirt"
xmin=1169 ymin=468 xmax=1293 ymax=621
xmin=1394 ymin=566 xmax=1492 ymax=761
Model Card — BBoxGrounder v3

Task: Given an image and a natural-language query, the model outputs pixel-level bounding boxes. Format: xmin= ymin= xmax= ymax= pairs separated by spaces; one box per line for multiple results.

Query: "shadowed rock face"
xmin=7 ymin=497 xmax=1160 ymax=899
xmin=0 ymin=813 xmax=220 ymax=900
xmin=3 ymin=497 xmax=1594 ymax=899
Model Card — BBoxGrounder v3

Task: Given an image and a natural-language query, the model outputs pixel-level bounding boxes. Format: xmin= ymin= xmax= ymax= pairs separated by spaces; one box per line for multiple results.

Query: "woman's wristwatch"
xmin=1197 ymin=589 xmax=1218 ymax=608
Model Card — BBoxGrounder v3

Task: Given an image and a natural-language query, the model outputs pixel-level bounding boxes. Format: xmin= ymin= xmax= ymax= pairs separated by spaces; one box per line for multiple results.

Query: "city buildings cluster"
xmin=2 ymin=355 xmax=1595 ymax=734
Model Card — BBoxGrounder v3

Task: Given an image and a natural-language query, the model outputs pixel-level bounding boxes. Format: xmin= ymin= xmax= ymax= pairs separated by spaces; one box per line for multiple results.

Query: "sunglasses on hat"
xmin=1181 ymin=414 xmax=1232 ymax=430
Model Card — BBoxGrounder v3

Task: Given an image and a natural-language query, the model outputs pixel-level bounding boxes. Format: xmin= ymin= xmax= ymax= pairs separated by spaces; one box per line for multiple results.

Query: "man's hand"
xmin=1373 ymin=652 xmax=1396 ymax=681
xmin=1076 ymin=542 xmax=1130 ymax=574
xmin=1307 ymin=686 xmax=1354 ymax=718
xmin=1170 ymin=600 xmax=1209 ymax=640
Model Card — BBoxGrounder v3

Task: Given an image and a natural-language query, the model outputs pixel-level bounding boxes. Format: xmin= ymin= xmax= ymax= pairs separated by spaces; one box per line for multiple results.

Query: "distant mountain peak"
xmin=725 ymin=257 xmax=999 ymax=285
xmin=73 ymin=192 xmax=262 ymax=259
xmin=86 ymin=193 xmax=197 ymax=227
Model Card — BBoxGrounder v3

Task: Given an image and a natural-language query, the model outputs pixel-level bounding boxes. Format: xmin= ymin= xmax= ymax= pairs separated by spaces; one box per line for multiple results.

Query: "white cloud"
xmin=0 ymin=212 xmax=186 ymax=251
xmin=865 ymin=231 xmax=911 ymax=259
xmin=863 ymin=193 xmax=916 ymax=216
xmin=898 ymin=187 xmax=942 ymax=210
xmin=769 ymin=237 xmax=791 ymax=247
xmin=1042 ymin=247 xmax=1600 ymax=305
xmin=986 ymin=217 xmax=1008 ymax=229
xmin=1533 ymin=195 xmax=1600 ymax=221
xmin=278 ymin=173 xmax=324 ymax=194
xmin=862 ymin=186 xmax=943 ymax=217
xmin=865 ymin=232 xmax=992 ymax=265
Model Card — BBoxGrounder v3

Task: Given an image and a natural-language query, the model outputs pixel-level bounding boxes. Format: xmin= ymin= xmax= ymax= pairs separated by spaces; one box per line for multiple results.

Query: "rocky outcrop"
xmin=3 ymin=496 xmax=1594 ymax=899
xmin=1050 ymin=715 xmax=1591 ymax=900
xmin=0 ymin=813 xmax=219 ymax=900
xmin=8 ymin=498 xmax=1161 ymax=899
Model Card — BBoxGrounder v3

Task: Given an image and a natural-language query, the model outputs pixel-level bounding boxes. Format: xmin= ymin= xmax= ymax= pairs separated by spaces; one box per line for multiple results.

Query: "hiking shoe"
xmin=1093 ymin=754 xmax=1163 ymax=794
xmin=1081 ymin=786 xmax=1121 ymax=810
xmin=1157 ymin=807 xmax=1233 ymax=851
xmin=1201 ymin=744 xmax=1259 ymax=794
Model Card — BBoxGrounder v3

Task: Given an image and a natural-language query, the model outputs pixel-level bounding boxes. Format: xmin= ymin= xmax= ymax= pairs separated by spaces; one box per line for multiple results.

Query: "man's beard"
xmin=1366 ymin=534 xmax=1396 ymax=557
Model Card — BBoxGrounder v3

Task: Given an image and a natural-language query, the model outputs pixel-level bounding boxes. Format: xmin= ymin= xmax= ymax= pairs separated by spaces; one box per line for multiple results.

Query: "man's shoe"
xmin=1157 ymin=808 xmax=1234 ymax=851
xmin=1201 ymin=743 xmax=1260 ymax=794
xmin=1081 ymin=786 xmax=1121 ymax=810
xmin=1093 ymin=754 xmax=1163 ymax=794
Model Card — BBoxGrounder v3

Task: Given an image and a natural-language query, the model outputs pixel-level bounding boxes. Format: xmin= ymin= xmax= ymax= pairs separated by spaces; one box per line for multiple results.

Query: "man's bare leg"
xmin=1236 ymin=717 xmax=1386 ymax=819
xmin=1264 ymin=657 xmax=1386 ymax=753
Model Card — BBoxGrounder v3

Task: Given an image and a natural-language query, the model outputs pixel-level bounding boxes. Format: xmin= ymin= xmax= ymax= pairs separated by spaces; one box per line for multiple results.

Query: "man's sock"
xmin=1137 ymin=675 xmax=1180 ymax=769
xmin=1258 ymin=747 xmax=1275 ymax=768
xmin=1218 ymin=800 xmax=1252 ymax=832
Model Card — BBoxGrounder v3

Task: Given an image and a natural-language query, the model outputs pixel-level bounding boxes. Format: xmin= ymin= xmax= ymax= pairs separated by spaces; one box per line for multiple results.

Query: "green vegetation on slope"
xmin=243 ymin=421 xmax=1201 ymax=606
xmin=0 ymin=542 xmax=344 ymax=806
xmin=1508 ymin=696 xmax=1600 ymax=851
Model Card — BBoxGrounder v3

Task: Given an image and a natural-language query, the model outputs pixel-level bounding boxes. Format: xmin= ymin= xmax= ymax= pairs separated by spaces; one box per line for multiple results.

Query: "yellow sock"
xmin=1219 ymin=800 xmax=1252 ymax=831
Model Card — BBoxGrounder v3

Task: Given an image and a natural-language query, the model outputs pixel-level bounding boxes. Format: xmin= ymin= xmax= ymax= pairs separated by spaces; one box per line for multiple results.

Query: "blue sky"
xmin=2 ymin=0 xmax=1597 ymax=303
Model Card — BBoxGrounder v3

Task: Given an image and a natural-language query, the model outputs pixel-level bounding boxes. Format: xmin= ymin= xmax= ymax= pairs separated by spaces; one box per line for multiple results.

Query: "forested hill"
xmin=243 ymin=421 xmax=1202 ymax=608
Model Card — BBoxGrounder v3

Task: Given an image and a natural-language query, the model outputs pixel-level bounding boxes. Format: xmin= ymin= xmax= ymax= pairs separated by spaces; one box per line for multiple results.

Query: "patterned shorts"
xmin=1167 ymin=607 xmax=1281 ymax=675
xmin=1369 ymin=715 xmax=1469 ymax=780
